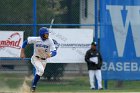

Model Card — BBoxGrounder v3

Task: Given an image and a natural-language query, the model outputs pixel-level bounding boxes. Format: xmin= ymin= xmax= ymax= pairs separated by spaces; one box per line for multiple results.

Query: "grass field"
xmin=0 ymin=73 xmax=140 ymax=93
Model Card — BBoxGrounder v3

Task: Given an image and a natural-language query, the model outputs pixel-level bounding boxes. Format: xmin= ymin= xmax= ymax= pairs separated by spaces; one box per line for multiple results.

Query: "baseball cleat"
xmin=31 ymin=86 xmax=36 ymax=92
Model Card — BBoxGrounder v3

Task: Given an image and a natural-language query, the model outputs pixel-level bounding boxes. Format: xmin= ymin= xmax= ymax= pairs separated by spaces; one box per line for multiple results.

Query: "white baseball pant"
xmin=88 ymin=70 xmax=102 ymax=89
xmin=31 ymin=56 xmax=47 ymax=76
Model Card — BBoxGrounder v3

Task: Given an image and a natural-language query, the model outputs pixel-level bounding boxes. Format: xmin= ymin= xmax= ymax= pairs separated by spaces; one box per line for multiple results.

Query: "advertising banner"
xmin=100 ymin=0 xmax=140 ymax=80
xmin=0 ymin=31 xmax=24 ymax=57
xmin=48 ymin=28 xmax=93 ymax=63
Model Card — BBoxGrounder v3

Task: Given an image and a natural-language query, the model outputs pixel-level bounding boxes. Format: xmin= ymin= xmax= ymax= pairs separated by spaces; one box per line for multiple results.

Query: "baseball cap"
xmin=91 ymin=42 xmax=97 ymax=46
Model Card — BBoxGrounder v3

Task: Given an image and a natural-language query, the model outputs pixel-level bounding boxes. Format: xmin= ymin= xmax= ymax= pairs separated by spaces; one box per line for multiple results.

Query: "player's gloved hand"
xmin=46 ymin=53 xmax=51 ymax=58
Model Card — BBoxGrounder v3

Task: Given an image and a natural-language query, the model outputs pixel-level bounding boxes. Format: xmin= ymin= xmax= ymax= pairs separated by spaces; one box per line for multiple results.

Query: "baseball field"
xmin=0 ymin=73 xmax=140 ymax=93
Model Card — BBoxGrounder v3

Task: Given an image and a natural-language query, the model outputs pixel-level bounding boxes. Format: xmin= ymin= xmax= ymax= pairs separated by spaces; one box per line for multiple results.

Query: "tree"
xmin=37 ymin=0 xmax=67 ymax=24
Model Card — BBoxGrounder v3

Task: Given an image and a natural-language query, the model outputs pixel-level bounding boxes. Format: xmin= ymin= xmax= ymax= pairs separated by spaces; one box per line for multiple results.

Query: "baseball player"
xmin=20 ymin=27 xmax=57 ymax=92
xmin=85 ymin=42 xmax=103 ymax=90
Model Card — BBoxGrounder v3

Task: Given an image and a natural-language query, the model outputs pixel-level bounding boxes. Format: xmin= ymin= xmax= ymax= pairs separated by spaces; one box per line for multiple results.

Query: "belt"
xmin=35 ymin=56 xmax=46 ymax=60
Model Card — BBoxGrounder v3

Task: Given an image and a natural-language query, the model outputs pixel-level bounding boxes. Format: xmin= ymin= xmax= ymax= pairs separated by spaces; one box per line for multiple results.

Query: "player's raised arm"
xmin=20 ymin=40 xmax=28 ymax=59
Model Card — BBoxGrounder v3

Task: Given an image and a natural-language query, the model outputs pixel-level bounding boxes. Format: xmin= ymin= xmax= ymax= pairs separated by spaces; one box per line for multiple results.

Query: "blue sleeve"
xmin=51 ymin=50 xmax=57 ymax=57
xmin=22 ymin=40 xmax=28 ymax=48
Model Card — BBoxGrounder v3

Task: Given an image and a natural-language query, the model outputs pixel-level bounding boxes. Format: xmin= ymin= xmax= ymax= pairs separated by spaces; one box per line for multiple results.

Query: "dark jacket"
xmin=85 ymin=49 xmax=102 ymax=70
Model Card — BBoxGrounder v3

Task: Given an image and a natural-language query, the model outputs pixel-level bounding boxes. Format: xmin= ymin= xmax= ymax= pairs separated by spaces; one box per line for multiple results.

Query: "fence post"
xmin=33 ymin=0 xmax=37 ymax=76
xmin=94 ymin=0 xmax=98 ymax=43
xmin=94 ymin=0 xmax=98 ymax=89
xmin=33 ymin=0 xmax=37 ymax=36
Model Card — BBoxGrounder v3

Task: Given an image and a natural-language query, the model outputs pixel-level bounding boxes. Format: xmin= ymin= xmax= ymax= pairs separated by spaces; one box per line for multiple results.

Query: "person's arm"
xmin=46 ymin=38 xmax=57 ymax=58
xmin=98 ymin=52 xmax=103 ymax=66
xmin=85 ymin=51 xmax=92 ymax=63
xmin=20 ymin=40 xmax=28 ymax=58
xmin=46 ymin=50 xmax=57 ymax=58
xmin=50 ymin=50 xmax=57 ymax=57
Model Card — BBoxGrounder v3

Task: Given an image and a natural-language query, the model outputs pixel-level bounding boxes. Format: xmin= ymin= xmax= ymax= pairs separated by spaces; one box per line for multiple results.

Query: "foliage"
xmin=0 ymin=0 xmax=80 ymax=24
xmin=0 ymin=0 xmax=32 ymax=24
xmin=37 ymin=0 xmax=67 ymax=24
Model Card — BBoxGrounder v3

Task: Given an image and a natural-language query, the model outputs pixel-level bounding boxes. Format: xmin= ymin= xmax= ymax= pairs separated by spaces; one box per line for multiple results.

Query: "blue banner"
xmin=100 ymin=0 xmax=140 ymax=80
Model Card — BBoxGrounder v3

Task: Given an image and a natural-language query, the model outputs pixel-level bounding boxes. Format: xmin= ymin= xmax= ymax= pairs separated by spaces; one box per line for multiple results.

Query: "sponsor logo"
xmin=60 ymin=43 xmax=90 ymax=48
xmin=52 ymin=39 xmax=60 ymax=50
xmin=0 ymin=32 xmax=21 ymax=49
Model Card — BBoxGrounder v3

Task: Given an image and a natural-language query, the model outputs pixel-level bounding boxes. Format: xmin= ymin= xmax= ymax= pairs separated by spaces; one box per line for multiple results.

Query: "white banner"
xmin=48 ymin=28 xmax=93 ymax=63
xmin=0 ymin=31 xmax=24 ymax=57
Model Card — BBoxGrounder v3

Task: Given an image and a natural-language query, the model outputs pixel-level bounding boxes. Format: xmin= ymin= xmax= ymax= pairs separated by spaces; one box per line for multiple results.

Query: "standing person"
xmin=20 ymin=27 xmax=57 ymax=92
xmin=85 ymin=42 xmax=103 ymax=90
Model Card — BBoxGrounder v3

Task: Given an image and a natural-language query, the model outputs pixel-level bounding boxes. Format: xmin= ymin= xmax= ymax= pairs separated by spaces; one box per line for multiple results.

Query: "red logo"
xmin=0 ymin=32 xmax=22 ymax=49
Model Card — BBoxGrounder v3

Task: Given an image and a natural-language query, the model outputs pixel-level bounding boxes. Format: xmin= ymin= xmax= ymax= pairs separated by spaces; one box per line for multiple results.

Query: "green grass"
xmin=37 ymin=78 xmax=91 ymax=92
xmin=0 ymin=74 xmax=23 ymax=88
xmin=0 ymin=73 xmax=140 ymax=92
xmin=37 ymin=77 xmax=140 ymax=92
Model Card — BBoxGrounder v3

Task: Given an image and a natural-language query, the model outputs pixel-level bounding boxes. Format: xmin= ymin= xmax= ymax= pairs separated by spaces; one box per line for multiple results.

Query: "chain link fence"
xmin=0 ymin=0 xmax=92 ymax=91
xmin=1 ymin=0 xmax=137 ymax=92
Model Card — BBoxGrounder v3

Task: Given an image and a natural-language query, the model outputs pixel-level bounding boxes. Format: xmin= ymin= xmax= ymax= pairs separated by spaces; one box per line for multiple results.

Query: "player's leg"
xmin=31 ymin=57 xmax=46 ymax=91
xmin=95 ymin=70 xmax=103 ymax=90
xmin=88 ymin=70 xmax=95 ymax=89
